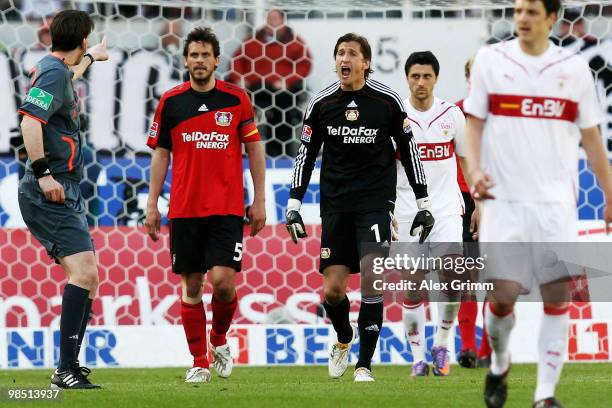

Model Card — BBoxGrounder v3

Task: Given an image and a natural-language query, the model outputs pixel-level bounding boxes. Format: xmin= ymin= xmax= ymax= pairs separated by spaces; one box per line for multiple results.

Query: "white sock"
xmin=485 ymin=302 xmax=515 ymax=375
xmin=534 ymin=306 xmax=569 ymax=402
xmin=403 ymin=301 xmax=426 ymax=363
xmin=434 ymin=302 xmax=460 ymax=348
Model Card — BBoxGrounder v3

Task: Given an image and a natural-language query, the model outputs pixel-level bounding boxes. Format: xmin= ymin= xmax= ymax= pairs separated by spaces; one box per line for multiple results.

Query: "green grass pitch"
xmin=1 ymin=364 xmax=611 ymax=407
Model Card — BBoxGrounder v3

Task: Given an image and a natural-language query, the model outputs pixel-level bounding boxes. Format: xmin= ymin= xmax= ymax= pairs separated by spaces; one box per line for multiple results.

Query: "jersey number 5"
xmin=233 ymin=242 xmax=243 ymax=261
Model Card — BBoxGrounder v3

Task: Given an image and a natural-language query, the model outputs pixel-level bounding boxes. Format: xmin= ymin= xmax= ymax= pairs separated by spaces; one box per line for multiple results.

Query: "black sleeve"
xmin=289 ymin=102 xmax=323 ymax=201
xmin=392 ymin=106 xmax=428 ymax=199
xmin=155 ymin=103 xmax=172 ymax=151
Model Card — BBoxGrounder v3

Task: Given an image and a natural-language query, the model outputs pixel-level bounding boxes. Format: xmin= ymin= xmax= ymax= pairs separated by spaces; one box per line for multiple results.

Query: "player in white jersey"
xmin=464 ymin=1 xmax=612 ymax=407
xmin=394 ymin=51 xmax=467 ymax=378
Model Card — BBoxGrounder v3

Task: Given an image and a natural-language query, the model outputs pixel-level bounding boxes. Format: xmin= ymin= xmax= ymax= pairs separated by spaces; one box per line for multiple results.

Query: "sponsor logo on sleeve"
xmin=25 ymin=87 xmax=54 ymax=111
xmin=403 ymin=118 xmax=411 ymax=134
xmin=301 ymin=124 xmax=312 ymax=142
xmin=149 ymin=122 xmax=159 ymax=138
xmin=215 ymin=111 xmax=233 ymax=126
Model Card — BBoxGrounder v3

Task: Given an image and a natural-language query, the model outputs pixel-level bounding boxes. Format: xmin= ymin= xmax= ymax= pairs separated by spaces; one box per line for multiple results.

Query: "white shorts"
xmin=392 ymin=215 xmax=463 ymax=261
xmin=479 ymin=200 xmax=578 ymax=289
xmin=479 ymin=200 xmax=578 ymax=242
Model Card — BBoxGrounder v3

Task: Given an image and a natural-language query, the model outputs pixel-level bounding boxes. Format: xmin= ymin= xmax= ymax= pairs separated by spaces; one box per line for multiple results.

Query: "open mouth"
xmin=341 ymin=66 xmax=351 ymax=79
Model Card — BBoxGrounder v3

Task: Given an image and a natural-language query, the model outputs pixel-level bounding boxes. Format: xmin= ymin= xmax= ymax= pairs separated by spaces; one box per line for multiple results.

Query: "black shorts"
xmin=18 ymin=173 xmax=93 ymax=263
xmin=319 ymin=210 xmax=392 ymax=274
xmin=169 ymin=215 xmax=243 ymax=274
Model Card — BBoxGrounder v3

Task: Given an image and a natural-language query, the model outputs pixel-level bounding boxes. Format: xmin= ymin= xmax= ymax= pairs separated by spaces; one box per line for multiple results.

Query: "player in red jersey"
xmin=455 ymin=57 xmax=492 ymax=369
xmin=145 ymin=27 xmax=266 ymax=383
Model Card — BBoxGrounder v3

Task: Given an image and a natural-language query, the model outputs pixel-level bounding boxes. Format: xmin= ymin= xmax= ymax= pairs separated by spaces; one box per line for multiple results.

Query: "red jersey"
xmin=147 ymin=80 xmax=260 ymax=219
xmin=454 ymin=99 xmax=469 ymax=193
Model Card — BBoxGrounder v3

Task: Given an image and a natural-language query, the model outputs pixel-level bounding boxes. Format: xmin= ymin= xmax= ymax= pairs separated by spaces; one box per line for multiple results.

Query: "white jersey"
xmin=396 ymin=97 xmax=466 ymax=222
xmin=464 ymin=39 xmax=604 ymax=205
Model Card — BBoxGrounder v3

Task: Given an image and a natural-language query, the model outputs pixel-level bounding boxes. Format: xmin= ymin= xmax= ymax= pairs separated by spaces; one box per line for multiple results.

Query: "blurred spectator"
xmin=161 ymin=20 xmax=182 ymax=55
xmin=228 ymin=9 xmax=312 ymax=157
xmin=159 ymin=20 xmax=185 ymax=82
xmin=554 ymin=9 xmax=598 ymax=51
xmin=20 ymin=0 xmax=60 ymax=20
xmin=0 ymin=0 xmax=21 ymax=21
xmin=554 ymin=9 xmax=612 ymax=151
xmin=36 ymin=16 xmax=53 ymax=49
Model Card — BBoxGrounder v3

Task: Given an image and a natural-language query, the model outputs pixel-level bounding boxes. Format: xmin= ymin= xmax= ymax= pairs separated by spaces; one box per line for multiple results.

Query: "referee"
xmin=286 ymin=33 xmax=434 ymax=382
xmin=17 ymin=10 xmax=108 ymax=389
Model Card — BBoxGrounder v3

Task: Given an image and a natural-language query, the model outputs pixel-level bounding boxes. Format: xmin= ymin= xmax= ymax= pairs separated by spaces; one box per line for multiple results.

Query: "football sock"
xmin=323 ymin=296 xmax=353 ymax=344
xmin=75 ymin=298 xmax=93 ymax=360
xmin=402 ymin=300 xmax=426 ymax=363
xmin=356 ymin=295 xmax=383 ymax=370
xmin=478 ymin=301 xmax=492 ymax=358
xmin=535 ymin=306 xmax=569 ymax=401
xmin=458 ymin=300 xmax=478 ymax=351
xmin=210 ymin=293 xmax=238 ymax=347
xmin=58 ymin=284 xmax=89 ymax=372
xmin=180 ymin=300 xmax=209 ymax=368
xmin=434 ymin=302 xmax=460 ymax=348
xmin=485 ymin=302 xmax=514 ymax=375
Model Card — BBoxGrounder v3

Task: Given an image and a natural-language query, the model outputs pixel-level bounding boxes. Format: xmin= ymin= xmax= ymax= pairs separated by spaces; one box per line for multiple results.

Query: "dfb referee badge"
xmin=321 ymin=248 xmax=331 ymax=259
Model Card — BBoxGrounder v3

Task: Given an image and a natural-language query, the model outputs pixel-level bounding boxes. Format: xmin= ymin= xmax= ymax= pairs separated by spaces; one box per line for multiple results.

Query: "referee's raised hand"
xmin=88 ymin=36 xmax=109 ymax=62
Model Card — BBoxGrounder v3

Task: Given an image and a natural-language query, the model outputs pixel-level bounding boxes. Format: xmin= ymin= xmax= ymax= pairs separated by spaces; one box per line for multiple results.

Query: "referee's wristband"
xmin=84 ymin=53 xmax=94 ymax=66
xmin=32 ymin=158 xmax=52 ymax=179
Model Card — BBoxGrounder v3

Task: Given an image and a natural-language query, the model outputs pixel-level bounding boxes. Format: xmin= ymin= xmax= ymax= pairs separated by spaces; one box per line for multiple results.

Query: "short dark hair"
xmin=404 ymin=51 xmax=440 ymax=77
xmin=333 ymin=33 xmax=373 ymax=79
xmin=50 ymin=10 xmax=94 ymax=52
xmin=183 ymin=27 xmax=220 ymax=58
xmin=527 ymin=0 xmax=562 ymax=16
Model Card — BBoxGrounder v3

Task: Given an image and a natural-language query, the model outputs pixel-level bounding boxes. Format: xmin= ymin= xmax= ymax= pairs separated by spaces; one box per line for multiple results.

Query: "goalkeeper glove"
xmin=410 ymin=197 xmax=435 ymax=244
xmin=286 ymin=198 xmax=307 ymax=243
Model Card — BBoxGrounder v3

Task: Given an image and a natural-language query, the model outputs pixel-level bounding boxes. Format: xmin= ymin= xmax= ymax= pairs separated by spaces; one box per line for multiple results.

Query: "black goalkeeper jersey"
xmin=290 ymin=79 xmax=428 ymax=215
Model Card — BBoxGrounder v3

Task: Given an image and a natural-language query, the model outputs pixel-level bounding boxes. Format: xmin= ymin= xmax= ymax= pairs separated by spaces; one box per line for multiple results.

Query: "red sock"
xmin=210 ymin=294 xmax=238 ymax=347
xmin=458 ymin=300 xmax=478 ymax=352
xmin=180 ymin=300 xmax=209 ymax=368
xmin=478 ymin=302 xmax=492 ymax=358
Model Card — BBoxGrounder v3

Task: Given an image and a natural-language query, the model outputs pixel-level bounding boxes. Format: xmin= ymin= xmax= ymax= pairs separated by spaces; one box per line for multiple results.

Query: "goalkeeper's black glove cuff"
xmin=411 ymin=197 xmax=435 ymax=244
xmin=286 ymin=199 xmax=307 ymax=243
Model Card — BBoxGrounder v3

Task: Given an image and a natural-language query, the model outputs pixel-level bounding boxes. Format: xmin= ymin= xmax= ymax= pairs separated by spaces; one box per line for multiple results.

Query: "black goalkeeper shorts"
xmin=319 ymin=210 xmax=392 ymax=274
xmin=169 ymin=215 xmax=243 ymax=273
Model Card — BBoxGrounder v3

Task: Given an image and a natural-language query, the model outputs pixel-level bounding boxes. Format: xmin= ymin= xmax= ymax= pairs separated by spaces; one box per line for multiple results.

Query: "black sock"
xmin=75 ymin=298 xmax=93 ymax=363
xmin=356 ymin=296 xmax=384 ymax=370
xmin=323 ymin=296 xmax=353 ymax=344
xmin=58 ymin=284 xmax=89 ymax=372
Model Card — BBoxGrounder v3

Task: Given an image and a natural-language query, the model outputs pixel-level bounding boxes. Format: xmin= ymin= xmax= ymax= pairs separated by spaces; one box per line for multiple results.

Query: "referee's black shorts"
xmin=319 ymin=210 xmax=392 ymax=274
xmin=169 ymin=215 xmax=243 ymax=274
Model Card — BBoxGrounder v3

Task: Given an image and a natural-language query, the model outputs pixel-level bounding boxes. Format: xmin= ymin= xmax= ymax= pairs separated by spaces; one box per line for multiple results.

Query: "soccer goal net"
xmin=0 ymin=0 xmax=610 ymax=367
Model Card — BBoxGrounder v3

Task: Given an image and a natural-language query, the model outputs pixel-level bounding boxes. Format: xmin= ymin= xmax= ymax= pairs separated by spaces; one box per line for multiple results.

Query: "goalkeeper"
xmin=286 ymin=32 xmax=433 ymax=382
